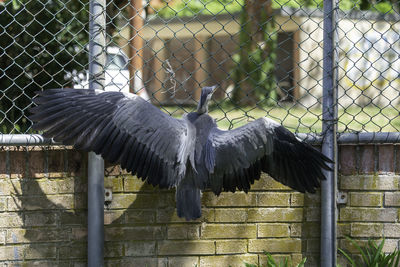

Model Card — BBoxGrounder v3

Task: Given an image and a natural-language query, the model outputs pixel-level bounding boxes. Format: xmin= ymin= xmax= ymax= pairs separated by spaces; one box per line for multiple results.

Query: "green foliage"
xmin=0 ymin=0 xmax=89 ymax=133
xmin=338 ymin=236 xmax=400 ymax=267
xmin=151 ymin=0 xmax=398 ymax=18
xmin=230 ymin=1 xmax=277 ymax=105
xmin=244 ymin=252 xmax=306 ymax=267
xmin=154 ymin=0 xmax=244 ymax=18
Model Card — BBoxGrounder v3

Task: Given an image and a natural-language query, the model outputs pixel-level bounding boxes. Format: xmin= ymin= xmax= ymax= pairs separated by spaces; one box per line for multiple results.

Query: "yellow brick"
xmin=125 ymin=241 xmax=156 ymax=256
xmin=109 ymin=193 xmax=158 ymax=209
xmin=257 ymin=192 xmax=290 ymax=207
xmin=201 ymin=224 xmax=256 ymax=239
xmin=0 ymin=231 xmax=5 ymax=245
xmin=340 ymin=208 xmax=397 ymax=222
xmin=216 ymin=240 xmax=247 ymax=254
xmin=306 ymin=255 xmax=321 ymax=266
xmin=104 ymin=210 xmax=124 ymax=225
xmin=48 ymin=195 xmax=74 ymax=209
xmin=202 ymin=192 xmax=256 ymax=207
xmin=105 ymin=242 xmax=124 ymax=258
xmin=158 ymin=240 xmax=215 ymax=255
xmin=168 ymin=256 xmax=199 ymax=267
xmin=73 ymin=193 xmax=87 ymax=209
xmin=60 ymin=211 xmax=86 ymax=225
xmin=350 ymin=192 xmax=382 ymax=207
xmin=104 ymin=164 xmax=125 ymax=177
xmin=385 ymin=192 xmax=400 ymax=207
xmin=123 ymin=176 xmax=155 ymax=192
xmin=340 ymin=175 xmax=399 ymax=190
xmin=303 ymin=193 xmax=321 ymax=207
xmin=0 ymin=179 xmax=21 ymax=195
xmin=167 ymin=225 xmax=200 ymax=240
xmin=305 ymin=207 xmax=320 ymax=222
xmin=258 ymin=223 xmax=289 ymax=238
xmin=290 ymin=223 xmax=302 ymax=237
xmin=291 ymin=254 xmax=306 ymax=265
xmin=72 ymin=228 xmax=87 ymax=240
xmin=158 ymin=192 xmax=176 ymax=209
xmin=248 ymin=239 xmax=302 ymax=253
xmin=105 ymin=257 xmax=158 ymax=266
xmin=0 ymin=197 xmax=6 ymax=212
xmin=290 ymin=193 xmax=304 ymax=207
xmin=351 ymin=223 xmax=383 ymax=237
xmin=252 ymin=174 xmax=292 ymax=190
xmin=24 ymin=244 xmax=57 ymax=259
xmin=0 ymin=246 xmax=24 ymax=260
xmin=0 ymin=213 xmax=23 ymax=227
xmin=157 ymin=208 xmax=215 ymax=223
xmin=306 ymin=239 xmax=320 ymax=253
xmin=341 ymin=238 xmax=397 ymax=255
xmin=126 ymin=210 xmax=155 ymax=224
xmin=104 ymin=176 xmax=123 ymax=192
xmin=337 ymin=223 xmax=351 ymax=238
xmin=6 ymin=228 xmax=70 ymax=243
xmin=382 ymin=239 xmax=399 ymax=253
xmin=105 ymin=226 xmax=165 ymax=241
xmin=298 ymin=222 xmax=320 ymax=238
xmin=215 ymin=208 xmax=248 ymax=222
xmin=247 ymin=208 xmax=303 ymax=222
xmin=33 ymin=179 xmax=75 ymax=195
xmin=339 ymin=238 xmax=369 ymax=254
xmin=200 ymin=255 xmax=258 ymax=267
xmin=383 ymin=224 xmax=400 ymax=238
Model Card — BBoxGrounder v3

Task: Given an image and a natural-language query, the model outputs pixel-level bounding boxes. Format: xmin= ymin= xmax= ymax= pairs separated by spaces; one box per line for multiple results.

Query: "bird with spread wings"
xmin=29 ymin=86 xmax=332 ymax=220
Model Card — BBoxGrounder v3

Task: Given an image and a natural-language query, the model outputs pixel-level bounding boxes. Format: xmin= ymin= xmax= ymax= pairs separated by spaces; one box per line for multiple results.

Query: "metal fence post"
xmin=88 ymin=0 xmax=106 ymax=266
xmin=321 ymin=0 xmax=338 ymax=266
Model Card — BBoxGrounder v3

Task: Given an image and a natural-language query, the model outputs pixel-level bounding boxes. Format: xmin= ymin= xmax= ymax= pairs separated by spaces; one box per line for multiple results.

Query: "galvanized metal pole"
xmin=321 ymin=0 xmax=337 ymax=266
xmin=88 ymin=0 xmax=106 ymax=266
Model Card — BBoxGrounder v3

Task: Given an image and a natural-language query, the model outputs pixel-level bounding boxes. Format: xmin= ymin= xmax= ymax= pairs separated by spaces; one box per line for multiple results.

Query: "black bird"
xmin=29 ymin=86 xmax=332 ymax=220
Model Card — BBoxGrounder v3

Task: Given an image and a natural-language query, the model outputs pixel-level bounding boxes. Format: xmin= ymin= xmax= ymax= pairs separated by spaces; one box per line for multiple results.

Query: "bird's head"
xmin=197 ymin=85 xmax=217 ymax=114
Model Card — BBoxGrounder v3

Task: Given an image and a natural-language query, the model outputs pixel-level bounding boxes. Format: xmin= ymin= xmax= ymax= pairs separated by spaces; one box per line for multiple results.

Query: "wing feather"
xmin=208 ymin=117 xmax=333 ymax=194
xmin=30 ymin=88 xmax=192 ymax=187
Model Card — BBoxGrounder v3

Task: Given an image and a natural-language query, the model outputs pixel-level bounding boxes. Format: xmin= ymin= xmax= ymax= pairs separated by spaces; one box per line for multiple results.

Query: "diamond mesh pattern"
xmin=1 ymin=0 xmax=399 ymax=137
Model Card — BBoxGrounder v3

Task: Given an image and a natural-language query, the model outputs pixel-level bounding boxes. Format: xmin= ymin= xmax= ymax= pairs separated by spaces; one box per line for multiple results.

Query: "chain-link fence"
xmin=1 ymin=0 xmax=399 ymax=137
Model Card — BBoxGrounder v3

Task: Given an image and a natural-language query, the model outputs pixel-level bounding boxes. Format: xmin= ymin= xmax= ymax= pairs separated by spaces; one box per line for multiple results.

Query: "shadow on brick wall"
xmin=4 ymin=148 xmax=178 ymax=265
xmin=301 ymin=192 xmax=321 ymax=266
xmin=2 ymin=147 xmax=328 ymax=266
xmin=4 ymin=148 xmax=90 ymax=264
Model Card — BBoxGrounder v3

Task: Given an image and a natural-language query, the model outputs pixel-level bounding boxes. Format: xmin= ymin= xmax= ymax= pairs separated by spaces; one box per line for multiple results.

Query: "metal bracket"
xmin=104 ymin=187 xmax=112 ymax=208
xmin=337 ymin=191 xmax=348 ymax=205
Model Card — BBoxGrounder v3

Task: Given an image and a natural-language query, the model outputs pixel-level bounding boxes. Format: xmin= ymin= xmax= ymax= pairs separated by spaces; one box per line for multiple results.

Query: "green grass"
xmin=162 ymin=104 xmax=400 ymax=133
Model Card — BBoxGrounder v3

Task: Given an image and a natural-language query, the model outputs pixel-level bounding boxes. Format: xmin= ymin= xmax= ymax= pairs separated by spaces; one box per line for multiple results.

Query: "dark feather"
xmin=208 ymin=118 xmax=332 ymax=195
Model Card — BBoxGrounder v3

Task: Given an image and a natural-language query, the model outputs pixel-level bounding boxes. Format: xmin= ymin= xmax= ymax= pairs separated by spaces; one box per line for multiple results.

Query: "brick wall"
xmin=337 ymin=145 xmax=400 ymax=267
xmin=0 ymin=144 xmax=399 ymax=266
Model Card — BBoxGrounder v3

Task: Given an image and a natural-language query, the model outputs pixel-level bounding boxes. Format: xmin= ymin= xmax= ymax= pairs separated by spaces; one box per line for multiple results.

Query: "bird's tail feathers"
xmin=176 ymin=184 xmax=202 ymax=221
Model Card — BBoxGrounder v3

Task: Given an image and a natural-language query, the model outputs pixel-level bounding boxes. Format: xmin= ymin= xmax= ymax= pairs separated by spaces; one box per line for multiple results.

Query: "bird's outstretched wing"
xmin=207 ymin=117 xmax=332 ymax=195
xmin=29 ymin=89 xmax=194 ymax=188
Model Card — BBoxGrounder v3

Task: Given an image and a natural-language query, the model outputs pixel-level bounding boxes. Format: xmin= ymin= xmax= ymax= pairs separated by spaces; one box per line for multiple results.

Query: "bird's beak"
xmin=211 ymin=85 xmax=218 ymax=94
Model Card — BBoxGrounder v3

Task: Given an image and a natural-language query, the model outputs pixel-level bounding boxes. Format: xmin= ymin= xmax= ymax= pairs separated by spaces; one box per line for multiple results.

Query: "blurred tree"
xmin=0 ymin=0 xmax=89 ymax=133
xmin=148 ymin=0 xmax=244 ymax=17
xmin=359 ymin=0 xmax=398 ymax=13
xmin=0 ymin=0 xmax=127 ymax=133
xmin=231 ymin=0 xmax=277 ymax=105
